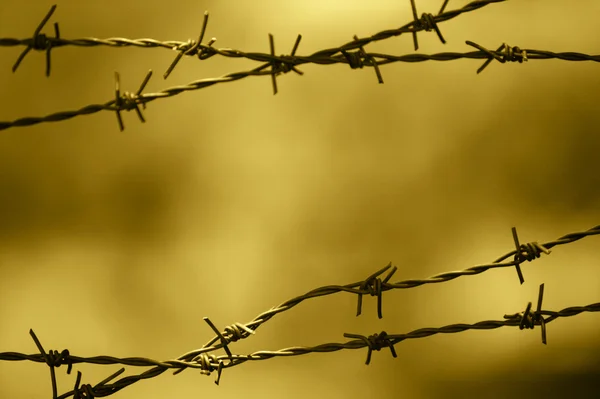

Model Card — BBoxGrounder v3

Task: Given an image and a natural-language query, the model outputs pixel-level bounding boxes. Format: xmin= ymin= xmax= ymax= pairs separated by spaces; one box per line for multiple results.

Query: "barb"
xmin=268 ymin=33 xmax=304 ymax=95
xmin=341 ymin=35 xmax=384 ymax=83
xmin=510 ymin=226 xmax=550 ymax=285
xmin=3 ymin=42 xmax=600 ymax=131
xmin=28 ymin=329 xmax=72 ymax=399
xmin=11 ymin=4 xmax=60 ymax=77
xmin=409 ymin=0 xmax=446 ymax=51
xmin=113 ymin=70 xmax=153 ymax=131
xmin=466 ymin=40 xmax=528 ymax=73
xmin=163 ymin=11 xmax=217 ymax=80
xmin=438 ymin=0 xmax=451 ymax=15
xmin=0 ymin=65 xmax=275 ymax=131
xmin=3 ymin=286 xmax=598 ymax=398
xmin=505 ymin=283 xmax=548 ymax=343
xmin=68 ymin=368 xmax=124 ymax=399
xmin=356 ymin=262 xmax=397 ymax=318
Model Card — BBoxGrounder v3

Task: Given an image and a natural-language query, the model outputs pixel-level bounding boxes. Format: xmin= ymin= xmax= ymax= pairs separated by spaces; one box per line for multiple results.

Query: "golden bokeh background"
xmin=1 ymin=0 xmax=599 ymax=398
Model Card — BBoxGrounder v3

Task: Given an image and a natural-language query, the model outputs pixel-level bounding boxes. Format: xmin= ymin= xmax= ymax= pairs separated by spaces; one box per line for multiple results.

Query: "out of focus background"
xmin=0 ymin=0 xmax=599 ymax=398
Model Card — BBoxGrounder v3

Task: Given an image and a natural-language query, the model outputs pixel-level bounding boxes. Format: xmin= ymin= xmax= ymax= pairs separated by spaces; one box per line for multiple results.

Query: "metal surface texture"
xmin=0 ymin=225 xmax=598 ymax=398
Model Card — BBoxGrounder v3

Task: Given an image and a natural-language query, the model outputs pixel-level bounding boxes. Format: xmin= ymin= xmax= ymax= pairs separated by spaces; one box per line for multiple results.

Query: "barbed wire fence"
xmin=1 ymin=0 xmax=599 ymax=398
xmin=2 ymin=0 xmax=600 ymax=132
xmin=1 ymin=225 xmax=599 ymax=398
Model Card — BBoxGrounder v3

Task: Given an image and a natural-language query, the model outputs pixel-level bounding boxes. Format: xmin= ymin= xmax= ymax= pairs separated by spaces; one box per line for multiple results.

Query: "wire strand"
xmin=1 ymin=225 xmax=598 ymax=397
xmin=0 ymin=0 xmax=528 ymax=132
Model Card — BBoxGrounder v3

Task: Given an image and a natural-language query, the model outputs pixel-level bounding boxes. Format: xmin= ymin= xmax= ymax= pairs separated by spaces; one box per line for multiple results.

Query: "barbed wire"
xmin=1 ymin=225 xmax=598 ymax=398
xmin=1 ymin=1 xmax=500 ymax=77
xmin=2 ymin=1 xmax=599 ymax=398
xmin=1 ymin=284 xmax=598 ymax=397
xmin=4 ymin=0 xmax=599 ymax=132
xmin=2 ymin=41 xmax=598 ymax=132
xmin=0 ymin=0 xmax=489 ymax=132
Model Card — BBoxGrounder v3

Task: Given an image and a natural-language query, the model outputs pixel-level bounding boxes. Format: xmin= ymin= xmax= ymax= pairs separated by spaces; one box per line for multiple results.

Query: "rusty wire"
xmin=4 ymin=0 xmax=599 ymax=131
xmin=1 ymin=225 xmax=598 ymax=398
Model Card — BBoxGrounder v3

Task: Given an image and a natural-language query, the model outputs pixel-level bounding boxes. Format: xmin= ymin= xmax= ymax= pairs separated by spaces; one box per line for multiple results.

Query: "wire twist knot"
xmin=504 ymin=284 xmax=549 ymax=344
xmin=361 ymin=275 xmax=383 ymax=298
xmin=356 ymin=263 xmax=397 ymax=318
xmin=115 ymin=91 xmax=140 ymax=112
xmin=30 ymin=33 xmax=53 ymax=51
xmin=45 ymin=349 xmax=72 ymax=373
xmin=517 ymin=241 xmax=549 ymax=262
xmin=223 ymin=322 xmax=254 ymax=342
xmin=408 ymin=1 xmax=446 ymax=50
xmin=341 ymin=50 xmax=365 ymax=69
xmin=344 ymin=331 xmax=397 ymax=365
xmin=417 ymin=13 xmax=437 ymax=32
xmin=509 ymin=227 xmax=551 ymax=284
xmin=194 ymin=353 xmax=220 ymax=374
xmin=176 ymin=39 xmax=217 ymax=60
xmin=518 ymin=305 xmax=543 ymax=330
xmin=341 ymin=35 xmax=384 ymax=83
xmin=271 ymin=56 xmax=301 ymax=75
xmin=467 ymin=41 xmax=528 ymax=74
xmin=191 ymin=352 xmax=225 ymax=385
xmin=500 ymin=45 xmax=528 ymax=63
xmin=367 ymin=331 xmax=394 ymax=352
xmin=72 ymin=368 xmax=123 ymax=399
xmin=73 ymin=383 xmax=96 ymax=399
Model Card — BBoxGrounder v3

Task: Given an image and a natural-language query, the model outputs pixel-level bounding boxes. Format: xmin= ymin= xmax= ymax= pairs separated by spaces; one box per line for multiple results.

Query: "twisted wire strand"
xmin=366 ymin=47 xmax=600 ymax=64
xmin=218 ymin=301 xmax=600 ymax=369
xmin=2 ymin=298 xmax=598 ymax=399
xmin=177 ymin=225 xmax=599 ymax=363
xmin=1 ymin=226 xmax=598 ymax=398
xmin=2 ymin=43 xmax=600 ymax=132
xmin=0 ymin=64 xmax=274 ymax=132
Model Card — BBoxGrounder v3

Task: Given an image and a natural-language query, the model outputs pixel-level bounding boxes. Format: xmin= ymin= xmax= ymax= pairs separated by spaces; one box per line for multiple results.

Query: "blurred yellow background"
xmin=1 ymin=0 xmax=599 ymax=398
